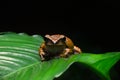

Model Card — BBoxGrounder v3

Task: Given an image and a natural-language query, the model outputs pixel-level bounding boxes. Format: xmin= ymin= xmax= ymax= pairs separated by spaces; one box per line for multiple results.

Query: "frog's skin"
xmin=39 ymin=34 xmax=82 ymax=61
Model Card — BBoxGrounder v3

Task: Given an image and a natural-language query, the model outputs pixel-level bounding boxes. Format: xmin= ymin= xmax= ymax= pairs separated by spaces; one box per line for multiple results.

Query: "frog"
xmin=39 ymin=34 xmax=82 ymax=61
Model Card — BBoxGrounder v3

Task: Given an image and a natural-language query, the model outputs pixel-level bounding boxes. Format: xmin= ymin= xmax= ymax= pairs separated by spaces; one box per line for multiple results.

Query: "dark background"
xmin=0 ymin=0 xmax=120 ymax=80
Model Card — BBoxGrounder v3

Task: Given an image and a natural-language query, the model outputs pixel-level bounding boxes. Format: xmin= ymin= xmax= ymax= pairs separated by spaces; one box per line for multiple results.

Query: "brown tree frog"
xmin=39 ymin=34 xmax=82 ymax=61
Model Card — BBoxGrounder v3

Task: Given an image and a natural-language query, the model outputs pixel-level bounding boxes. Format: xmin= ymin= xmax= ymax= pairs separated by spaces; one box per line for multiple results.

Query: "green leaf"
xmin=0 ymin=32 xmax=120 ymax=80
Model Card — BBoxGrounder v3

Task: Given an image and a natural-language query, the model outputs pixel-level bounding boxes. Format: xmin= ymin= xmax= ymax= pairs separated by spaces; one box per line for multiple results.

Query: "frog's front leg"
xmin=39 ymin=43 xmax=46 ymax=61
xmin=60 ymin=48 xmax=73 ymax=58
xmin=39 ymin=48 xmax=46 ymax=61
xmin=73 ymin=46 xmax=82 ymax=53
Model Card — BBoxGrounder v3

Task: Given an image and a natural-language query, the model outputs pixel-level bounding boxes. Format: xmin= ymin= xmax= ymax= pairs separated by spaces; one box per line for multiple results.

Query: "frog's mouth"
xmin=46 ymin=45 xmax=66 ymax=54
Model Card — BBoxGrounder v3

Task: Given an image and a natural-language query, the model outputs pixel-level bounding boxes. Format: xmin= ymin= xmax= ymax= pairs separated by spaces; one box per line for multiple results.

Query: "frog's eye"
xmin=56 ymin=40 xmax=64 ymax=45
xmin=46 ymin=40 xmax=54 ymax=45
xmin=62 ymin=37 xmax=66 ymax=41
xmin=44 ymin=37 xmax=54 ymax=45
xmin=56 ymin=37 xmax=66 ymax=45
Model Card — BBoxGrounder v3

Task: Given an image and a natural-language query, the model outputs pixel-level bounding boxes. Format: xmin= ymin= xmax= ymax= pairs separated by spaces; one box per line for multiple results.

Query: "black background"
xmin=0 ymin=0 xmax=120 ymax=80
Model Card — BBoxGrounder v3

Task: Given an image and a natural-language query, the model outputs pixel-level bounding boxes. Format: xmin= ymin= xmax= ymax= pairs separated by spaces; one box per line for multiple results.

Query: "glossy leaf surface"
xmin=0 ymin=32 xmax=119 ymax=80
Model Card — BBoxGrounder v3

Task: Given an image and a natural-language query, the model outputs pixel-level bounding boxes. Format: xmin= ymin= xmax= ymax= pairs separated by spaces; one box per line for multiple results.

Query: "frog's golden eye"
xmin=56 ymin=37 xmax=66 ymax=45
xmin=62 ymin=37 xmax=66 ymax=41
xmin=56 ymin=40 xmax=64 ymax=45
xmin=44 ymin=37 xmax=53 ymax=45
xmin=46 ymin=40 xmax=54 ymax=45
